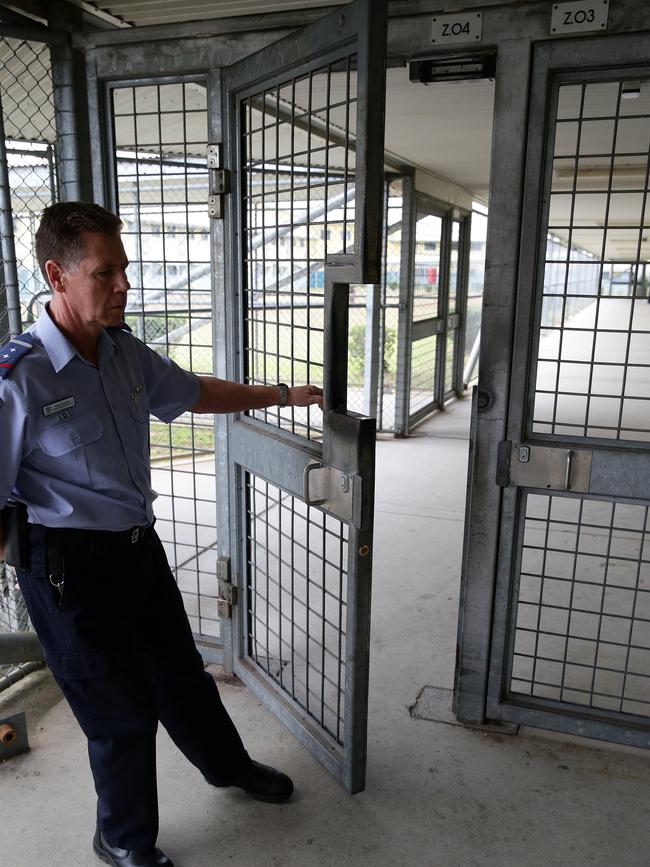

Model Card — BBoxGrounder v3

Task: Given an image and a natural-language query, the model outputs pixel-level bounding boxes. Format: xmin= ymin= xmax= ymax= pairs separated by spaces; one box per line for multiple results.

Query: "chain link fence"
xmin=0 ymin=36 xmax=57 ymax=691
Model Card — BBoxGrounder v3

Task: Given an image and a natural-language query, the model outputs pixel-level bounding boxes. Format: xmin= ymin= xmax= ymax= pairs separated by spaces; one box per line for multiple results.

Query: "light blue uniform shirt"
xmin=0 ymin=305 xmax=200 ymax=530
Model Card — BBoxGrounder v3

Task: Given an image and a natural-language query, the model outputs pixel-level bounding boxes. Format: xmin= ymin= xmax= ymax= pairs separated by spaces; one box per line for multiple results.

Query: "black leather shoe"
xmin=93 ymin=827 xmax=174 ymax=867
xmin=231 ymin=760 xmax=294 ymax=803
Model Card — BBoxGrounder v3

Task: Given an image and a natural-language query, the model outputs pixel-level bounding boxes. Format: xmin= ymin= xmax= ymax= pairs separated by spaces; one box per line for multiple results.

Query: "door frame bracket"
xmin=497 ymin=440 xmax=593 ymax=493
xmin=303 ymin=462 xmax=363 ymax=528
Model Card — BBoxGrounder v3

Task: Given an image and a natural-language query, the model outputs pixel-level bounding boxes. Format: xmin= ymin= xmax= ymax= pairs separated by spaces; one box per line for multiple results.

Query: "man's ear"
xmin=44 ymin=260 xmax=66 ymax=293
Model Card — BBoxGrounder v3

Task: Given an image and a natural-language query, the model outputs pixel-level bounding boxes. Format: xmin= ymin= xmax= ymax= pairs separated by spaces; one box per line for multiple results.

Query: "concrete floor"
xmin=3 ymin=396 xmax=650 ymax=867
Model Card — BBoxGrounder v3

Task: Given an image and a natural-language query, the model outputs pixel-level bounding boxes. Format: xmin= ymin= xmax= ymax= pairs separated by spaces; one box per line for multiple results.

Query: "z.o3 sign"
xmin=551 ymin=0 xmax=609 ymax=34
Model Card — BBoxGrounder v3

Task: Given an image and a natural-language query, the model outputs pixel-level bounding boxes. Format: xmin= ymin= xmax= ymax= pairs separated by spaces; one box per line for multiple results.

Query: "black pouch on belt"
xmin=3 ymin=502 xmax=29 ymax=569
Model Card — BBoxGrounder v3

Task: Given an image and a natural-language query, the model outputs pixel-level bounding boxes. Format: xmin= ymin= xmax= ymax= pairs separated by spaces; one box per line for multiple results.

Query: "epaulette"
xmin=0 ymin=332 xmax=35 ymax=380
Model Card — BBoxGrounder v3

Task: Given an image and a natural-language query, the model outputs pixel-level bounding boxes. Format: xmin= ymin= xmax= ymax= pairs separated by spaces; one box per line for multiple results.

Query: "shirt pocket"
xmin=37 ymin=412 xmax=104 ymax=486
xmin=39 ymin=412 xmax=104 ymax=456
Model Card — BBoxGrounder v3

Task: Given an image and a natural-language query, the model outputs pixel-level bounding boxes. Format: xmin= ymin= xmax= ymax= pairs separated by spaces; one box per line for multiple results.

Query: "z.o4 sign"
xmin=431 ymin=12 xmax=482 ymax=45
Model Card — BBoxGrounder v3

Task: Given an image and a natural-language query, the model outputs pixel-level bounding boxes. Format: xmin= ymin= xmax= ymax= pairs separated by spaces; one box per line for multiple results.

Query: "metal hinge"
xmin=496 ymin=441 xmax=592 ymax=493
xmin=216 ymin=556 xmax=237 ymax=619
xmin=207 ymin=144 xmax=229 ymax=219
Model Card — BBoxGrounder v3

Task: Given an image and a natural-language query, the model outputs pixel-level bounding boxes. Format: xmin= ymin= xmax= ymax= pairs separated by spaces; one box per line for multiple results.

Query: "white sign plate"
xmin=431 ymin=12 xmax=482 ymax=45
xmin=551 ymin=0 xmax=609 ymax=34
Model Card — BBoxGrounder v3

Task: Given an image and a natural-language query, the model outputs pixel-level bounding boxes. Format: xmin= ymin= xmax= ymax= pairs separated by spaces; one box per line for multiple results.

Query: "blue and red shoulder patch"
xmin=0 ymin=333 xmax=35 ymax=379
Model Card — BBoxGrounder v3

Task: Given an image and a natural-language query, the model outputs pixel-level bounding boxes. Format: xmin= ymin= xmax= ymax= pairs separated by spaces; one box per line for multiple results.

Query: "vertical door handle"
xmin=564 ymin=450 xmax=574 ymax=491
xmin=304 ymin=461 xmax=325 ymax=505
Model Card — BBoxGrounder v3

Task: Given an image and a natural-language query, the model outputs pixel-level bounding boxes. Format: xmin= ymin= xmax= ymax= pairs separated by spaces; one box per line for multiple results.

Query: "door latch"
xmin=304 ymin=462 xmax=362 ymax=527
xmin=497 ymin=441 xmax=592 ymax=492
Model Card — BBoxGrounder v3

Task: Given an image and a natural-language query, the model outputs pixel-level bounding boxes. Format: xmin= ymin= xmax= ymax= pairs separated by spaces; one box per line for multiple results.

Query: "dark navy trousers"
xmin=17 ymin=525 xmax=250 ymax=851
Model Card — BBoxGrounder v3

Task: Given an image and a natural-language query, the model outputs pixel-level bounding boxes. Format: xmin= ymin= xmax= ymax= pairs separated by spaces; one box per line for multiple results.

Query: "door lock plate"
xmin=304 ymin=462 xmax=362 ymax=527
xmin=507 ymin=443 xmax=592 ymax=492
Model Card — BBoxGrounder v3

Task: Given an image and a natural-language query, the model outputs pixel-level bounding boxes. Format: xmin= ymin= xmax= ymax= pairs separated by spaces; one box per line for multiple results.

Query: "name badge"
xmin=43 ymin=396 xmax=76 ymax=416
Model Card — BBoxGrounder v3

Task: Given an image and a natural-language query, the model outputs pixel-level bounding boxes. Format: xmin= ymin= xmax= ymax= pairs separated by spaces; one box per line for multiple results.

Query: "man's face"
xmin=53 ymin=230 xmax=130 ymax=329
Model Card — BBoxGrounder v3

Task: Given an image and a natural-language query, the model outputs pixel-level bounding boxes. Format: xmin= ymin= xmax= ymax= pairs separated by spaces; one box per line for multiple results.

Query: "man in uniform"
xmin=0 ymin=202 xmax=323 ymax=867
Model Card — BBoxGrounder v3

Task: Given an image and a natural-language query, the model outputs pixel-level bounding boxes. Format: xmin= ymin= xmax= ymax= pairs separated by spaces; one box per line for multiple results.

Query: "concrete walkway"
xmin=3 ymin=397 xmax=650 ymax=866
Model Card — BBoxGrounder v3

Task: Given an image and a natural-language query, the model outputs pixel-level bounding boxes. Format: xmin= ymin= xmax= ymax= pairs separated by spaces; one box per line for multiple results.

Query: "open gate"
xmin=221 ymin=0 xmax=387 ymax=792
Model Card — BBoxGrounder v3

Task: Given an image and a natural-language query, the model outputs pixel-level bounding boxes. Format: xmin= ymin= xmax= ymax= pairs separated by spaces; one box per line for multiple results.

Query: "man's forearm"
xmin=192 ymin=377 xmax=282 ymax=414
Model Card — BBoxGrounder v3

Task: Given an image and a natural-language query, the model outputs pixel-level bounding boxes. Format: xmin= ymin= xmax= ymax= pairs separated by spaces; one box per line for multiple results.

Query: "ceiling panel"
xmin=82 ymin=0 xmax=347 ymax=27
xmin=384 ymin=67 xmax=495 ymax=201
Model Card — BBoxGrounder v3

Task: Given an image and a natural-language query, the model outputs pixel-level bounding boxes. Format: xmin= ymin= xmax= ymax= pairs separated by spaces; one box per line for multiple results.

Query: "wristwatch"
xmin=276 ymin=383 xmax=289 ymax=407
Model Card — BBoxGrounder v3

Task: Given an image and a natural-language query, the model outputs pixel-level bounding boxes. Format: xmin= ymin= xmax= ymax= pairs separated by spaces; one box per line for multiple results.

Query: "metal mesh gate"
xmin=110 ymin=79 xmax=221 ymax=647
xmin=0 ymin=37 xmax=57 ymax=339
xmin=226 ymin=0 xmax=386 ymax=790
xmin=246 ymin=473 xmax=349 ymax=743
xmin=238 ymin=53 xmax=359 ymax=728
xmin=512 ymin=493 xmax=650 ymax=714
xmin=502 ymin=71 xmax=650 ymax=734
xmin=533 ymin=77 xmax=650 ymax=442
xmin=241 ymin=58 xmax=357 ymax=439
xmin=0 ymin=36 xmax=57 ymax=690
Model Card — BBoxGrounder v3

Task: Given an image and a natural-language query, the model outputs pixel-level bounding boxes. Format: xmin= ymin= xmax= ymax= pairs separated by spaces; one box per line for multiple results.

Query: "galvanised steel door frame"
xmin=454 ymin=36 xmax=534 ymax=728
xmin=408 ymin=194 xmax=449 ymax=428
xmin=446 ymin=213 xmax=471 ymax=401
xmin=222 ymin=0 xmax=387 ymax=793
xmin=405 ymin=193 xmax=470 ymax=431
xmin=485 ymin=33 xmax=650 ymax=748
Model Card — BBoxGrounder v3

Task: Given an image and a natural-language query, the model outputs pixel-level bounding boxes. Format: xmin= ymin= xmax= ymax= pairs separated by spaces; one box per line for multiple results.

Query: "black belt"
xmin=29 ymin=522 xmax=154 ymax=547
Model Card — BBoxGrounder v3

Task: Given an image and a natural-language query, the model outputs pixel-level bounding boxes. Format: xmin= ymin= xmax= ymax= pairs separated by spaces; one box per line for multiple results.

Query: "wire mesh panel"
xmin=0 ymin=37 xmax=57 ymax=340
xmin=246 ymin=473 xmax=349 ymax=743
xmin=409 ymin=334 xmax=438 ymax=418
xmin=412 ymin=210 xmax=442 ymax=323
xmin=241 ymin=59 xmax=357 ymax=440
xmin=511 ymin=493 xmax=650 ymax=717
xmin=532 ymin=77 xmax=650 ymax=443
xmin=110 ymin=80 xmax=221 ymax=644
xmin=0 ymin=37 xmax=57 ymax=691
xmin=489 ymin=60 xmax=650 ymax=748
